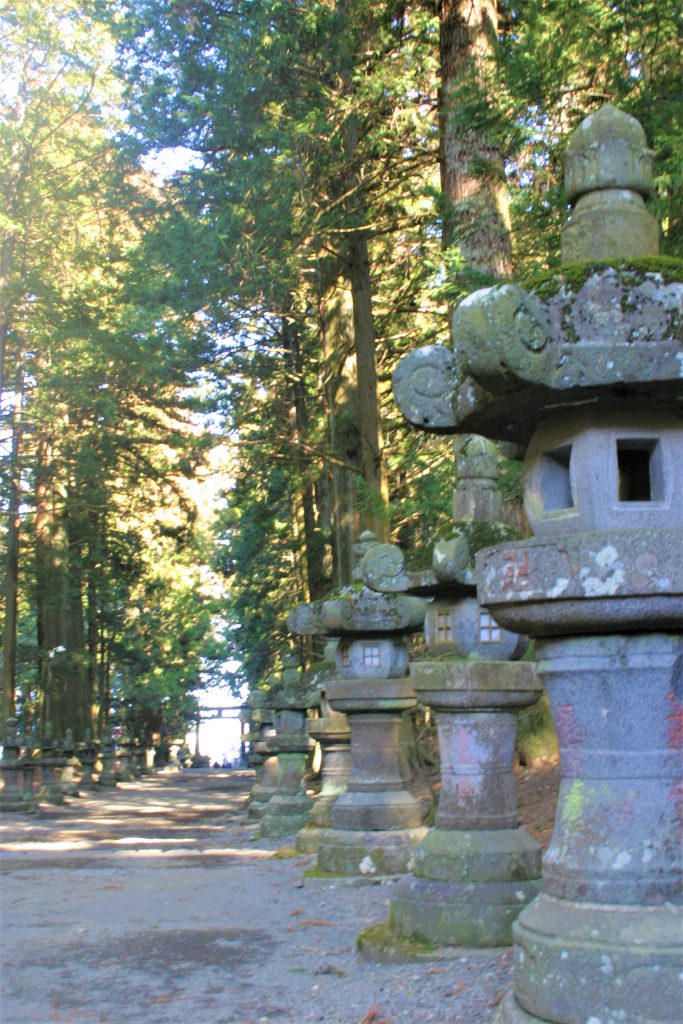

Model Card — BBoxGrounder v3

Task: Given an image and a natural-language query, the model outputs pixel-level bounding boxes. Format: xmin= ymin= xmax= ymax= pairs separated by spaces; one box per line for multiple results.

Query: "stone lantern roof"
xmin=391 ymin=105 xmax=682 ymax=446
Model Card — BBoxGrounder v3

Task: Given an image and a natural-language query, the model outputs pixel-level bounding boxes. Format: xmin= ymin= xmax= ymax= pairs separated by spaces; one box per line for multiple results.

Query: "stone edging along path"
xmin=0 ymin=769 xmax=558 ymax=1024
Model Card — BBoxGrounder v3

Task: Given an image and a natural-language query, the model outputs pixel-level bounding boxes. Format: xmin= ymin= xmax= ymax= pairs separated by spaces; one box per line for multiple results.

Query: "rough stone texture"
xmin=322 ymin=588 xmax=426 ymax=635
xmin=522 ymin=405 xmax=683 ymax=539
xmin=392 ymin=270 xmax=683 ymax=445
xmin=316 ymin=825 xmax=427 ymax=877
xmin=561 ymin=105 xmax=658 ymax=263
xmin=476 ymin=527 xmax=683 ymax=636
xmin=562 ymin=104 xmax=654 ymax=202
xmin=327 ymin=678 xmax=422 ymax=834
xmin=295 ymin=697 xmax=351 ymax=853
xmin=475 ymin=107 xmax=683 ymax=1024
xmin=388 ymin=662 xmax=542 ymax=948
xmin=423 ymin=596 xmax=525 ymax=660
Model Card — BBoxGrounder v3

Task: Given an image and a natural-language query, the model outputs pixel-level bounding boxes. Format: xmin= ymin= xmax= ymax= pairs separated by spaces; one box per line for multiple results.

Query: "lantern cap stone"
xmin=563 ymin=104 xmax=654 ymax=202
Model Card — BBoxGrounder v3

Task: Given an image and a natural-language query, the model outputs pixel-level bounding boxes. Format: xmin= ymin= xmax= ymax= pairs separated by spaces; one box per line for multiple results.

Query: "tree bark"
xmin=439 ymin=0 xmax=512 ymax=276
xmin=1 ymin=365 xmax=23 ymax=725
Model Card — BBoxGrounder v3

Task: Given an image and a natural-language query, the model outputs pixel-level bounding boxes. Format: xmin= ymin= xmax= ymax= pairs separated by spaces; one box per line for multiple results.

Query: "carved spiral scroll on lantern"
xmin=362 ymin=543 xmax=410 ymax=593
xmin=392 ymin=345 xmax=457 ymax=430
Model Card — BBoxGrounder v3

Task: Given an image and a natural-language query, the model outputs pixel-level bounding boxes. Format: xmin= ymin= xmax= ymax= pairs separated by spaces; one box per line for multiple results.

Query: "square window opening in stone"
xmin=436 ymin=608 xmax=454 ymax=642
xmin=478 ymin=609 xmax=502 ymax=644
xmin=539 ymin=445 xmax=574 ymax=513
xmin=362 ymin=643 xmax=381 ymax=668
xmin=616 ymin=439 xmax=662 ymax=502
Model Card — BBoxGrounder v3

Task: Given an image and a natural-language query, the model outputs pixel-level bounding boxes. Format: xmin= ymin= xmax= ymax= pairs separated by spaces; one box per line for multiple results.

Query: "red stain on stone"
xmin=501 ymin=550 xmax=530 ymax=590
xmin=554 ymin=703 xmax=586 ymax=748
xmin=666 ymin=689 xmax=683 ymax=750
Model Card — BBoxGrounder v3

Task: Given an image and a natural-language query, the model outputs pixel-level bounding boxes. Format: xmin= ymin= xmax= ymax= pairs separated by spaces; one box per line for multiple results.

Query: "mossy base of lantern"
xmin=296 ymin=708 xmax=350 ymax=853
xmin=492 ymin=898 xmax=682 ymax=1024
xmin=246 ymin=742 xmax=279 ymax=821
xmin=315 ymin=824 xmax=427 ymax=877
xmin=97 ymin=733 xmax=118 ymax=788
xmin=0 ymin=720 xmax=36 ymax=813
xmin=388 ymin=661 xmax=542 ymax=947
xmin=259 ymin=705 xmax=314 ymax=839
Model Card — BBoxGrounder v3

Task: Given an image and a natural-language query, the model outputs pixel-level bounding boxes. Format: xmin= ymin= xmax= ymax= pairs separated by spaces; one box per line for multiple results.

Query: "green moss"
xmin=404 ymin=521 xmax=519 ymax=574
xmin=270 ymin=846 xmax=300 ymax=859
xmin=301 ymin=866 xmax=343 ymax=879
xmin=521 ymin=256 xmax=683 ymax=299
xmin=356 ymin=921 xmax=438 ymax=958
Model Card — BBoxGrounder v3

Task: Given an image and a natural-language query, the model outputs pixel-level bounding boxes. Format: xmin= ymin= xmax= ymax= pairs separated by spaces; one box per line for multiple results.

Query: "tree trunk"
xmin=1 ymin=365 xmax=23 ymax=726
xmin=318 ymin=261 xmax=360 ymax=586
xmin=439 ymin=0 xmax=512 ymax=276
xmin=283 ymin=316 xmax=328 ymax=601
xmin=348 ymin=229 xmax=389 ymax=540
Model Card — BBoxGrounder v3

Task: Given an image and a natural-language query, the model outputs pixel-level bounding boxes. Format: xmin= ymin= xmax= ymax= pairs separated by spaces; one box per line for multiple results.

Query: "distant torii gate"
xmin=192 ymin=705 xmax=246 ymax=762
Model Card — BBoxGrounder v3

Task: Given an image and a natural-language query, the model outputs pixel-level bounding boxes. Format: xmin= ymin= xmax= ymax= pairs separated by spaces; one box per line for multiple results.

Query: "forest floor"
xmin=0 ymin=763 xmax=559 ymax=1024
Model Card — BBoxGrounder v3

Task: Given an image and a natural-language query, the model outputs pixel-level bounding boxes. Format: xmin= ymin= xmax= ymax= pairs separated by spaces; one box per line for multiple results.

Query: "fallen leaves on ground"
xmin=356 ymin=1004 xmax=393 ymax=1024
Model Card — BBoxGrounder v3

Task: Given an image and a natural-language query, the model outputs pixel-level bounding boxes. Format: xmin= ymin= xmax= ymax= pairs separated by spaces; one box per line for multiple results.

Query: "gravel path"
xmin=0 ymin=771 xmax=513 ymax=1024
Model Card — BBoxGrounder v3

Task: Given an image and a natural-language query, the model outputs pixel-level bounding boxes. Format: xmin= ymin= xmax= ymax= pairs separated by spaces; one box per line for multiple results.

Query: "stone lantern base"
xmin=296 ymin=715 xmax=351 ymax=853
xmin=389 ymin=828 xmax=540 ymax=947
xmin=246 ymin=744 xmax=279 ymax=821
xmin=316 ymin=825 xmax=427 ymax=877
xmin=380 ymin=660 xmax=542 ymax=947
xmin=314 ymin=676 xmax=427 ymax=877
xmin=259 ymin=740 xmax=313 ymax=839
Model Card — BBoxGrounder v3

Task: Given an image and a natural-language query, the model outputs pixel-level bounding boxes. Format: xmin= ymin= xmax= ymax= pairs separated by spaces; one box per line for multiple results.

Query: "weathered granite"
xmin=290 ymin=533 xmax=429 ymax=877
xmin=393 ymin=269 xmax=683 ymax=444
xmin=359 ymin=439 xmax=542 ymax=951
xmin=0 ymin=719 xmax=36 ymax=812
xmin=295 ymin=691 xmax=351 ymax=853
xmin=469 ymin=107 xmax=683 ymax=1024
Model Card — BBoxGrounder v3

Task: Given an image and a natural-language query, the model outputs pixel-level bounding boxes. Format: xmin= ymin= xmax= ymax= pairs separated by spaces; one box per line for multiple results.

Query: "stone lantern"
xmin=393 ymin=105 xmax=682 ymax=1023
xmin=259 ymin=652 xmax=320 ymax=838
xmin=360 ymin=437 xmax=542 ymax=948
xmin=245 ymin=690 xmax=278 ymax=821
xmin=0 ymin=719 xmax=36 ymax=812
xmin=290 ymin=532 xmax=429 ymax=877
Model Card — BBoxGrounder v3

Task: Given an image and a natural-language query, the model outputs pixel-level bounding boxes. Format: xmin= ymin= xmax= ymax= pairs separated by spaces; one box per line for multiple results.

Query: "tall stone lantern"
xmin=393 ymin=105 xmax=682 ymax=1023
xmin=360 ymin=436 xmax=543 ymax=948
xmin=290 ymin=532 xmax=429 ymax=876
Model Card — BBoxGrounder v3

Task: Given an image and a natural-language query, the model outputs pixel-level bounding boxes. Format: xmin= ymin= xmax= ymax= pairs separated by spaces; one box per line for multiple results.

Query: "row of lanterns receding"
xmin=0 ymin=720 xmax=157 ymax=810
xmin=241 ymin=104 xmax=682 ymax=1024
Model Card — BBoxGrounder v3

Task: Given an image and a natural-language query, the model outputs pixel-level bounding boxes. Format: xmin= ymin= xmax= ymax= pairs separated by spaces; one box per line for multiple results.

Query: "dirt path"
xmin=0 ymin=769 xmax=556 ymax=1024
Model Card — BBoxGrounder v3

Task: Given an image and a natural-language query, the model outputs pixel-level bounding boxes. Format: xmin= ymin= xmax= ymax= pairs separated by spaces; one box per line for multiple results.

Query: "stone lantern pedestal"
xmin=259 ymin=707 xmax=314 ymax=839
xmin=37 ymin=726 xmax=67 ymax=804
xmin=296 ymin=692 xmax=351 ymax=853
xmin=391 ymin=661 xmax=541 ymax=946
xmin=248 ymin=737 xmax=279 ymax=820
xmin=316 ymin=673 xmax=426 ymax=876
xmin=359 ymin=440 xmax=542 ymax=948
xmin=289 ymin=532 xmax=428 ymax=877
xmin=259 ymin=653 xmax=319 ymax=838
xmin=0 ymin=720 xmax=36 ymax=812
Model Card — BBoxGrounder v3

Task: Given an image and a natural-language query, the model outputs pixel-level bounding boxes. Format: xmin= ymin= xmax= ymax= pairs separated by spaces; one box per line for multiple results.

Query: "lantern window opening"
xmin=478 ymin=609 xmax=502 ymax=644
xmin=436 ymin=608 xmax=454 ymax=642
xmin=539 ymin=444 xmax=575 ymax=513
xmin=362 ymin=643 xmax=381 ymax=668
xmin=341 ymin=647 xmax=351 ymax=668
xmin=616 ymin=438 xmax=662 ymax=503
